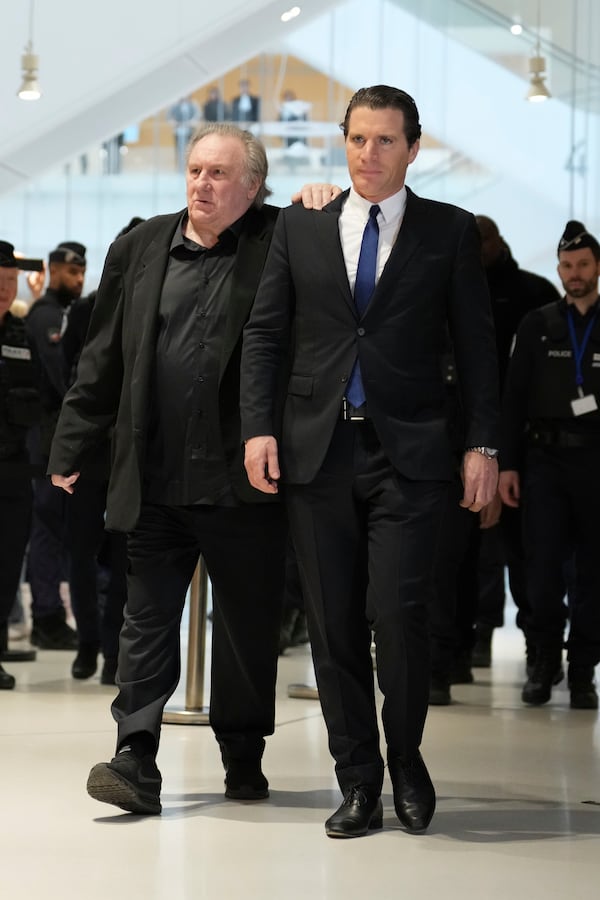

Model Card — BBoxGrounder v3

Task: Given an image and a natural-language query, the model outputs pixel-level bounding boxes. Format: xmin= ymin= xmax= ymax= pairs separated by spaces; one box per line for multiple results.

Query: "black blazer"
xmin=231 ymin=95 xmax=260 ymax=123
xmin=48 ymin=205 xmax=279 ymax=532
xmin=241 ymin=187 xmax=499 ymax=483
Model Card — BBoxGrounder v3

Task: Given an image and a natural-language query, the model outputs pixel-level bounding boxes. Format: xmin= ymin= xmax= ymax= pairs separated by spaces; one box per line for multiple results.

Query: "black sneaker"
xmin=224 ymin=759 xmax=269 ymax=801
xmin=87 ymin=750 xmax=162 ymax=814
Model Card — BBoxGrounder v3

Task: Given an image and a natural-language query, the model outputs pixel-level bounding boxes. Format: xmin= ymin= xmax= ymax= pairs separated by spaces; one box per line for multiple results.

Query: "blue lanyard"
xmin=567 ymin=306 xmax=598 ymax=391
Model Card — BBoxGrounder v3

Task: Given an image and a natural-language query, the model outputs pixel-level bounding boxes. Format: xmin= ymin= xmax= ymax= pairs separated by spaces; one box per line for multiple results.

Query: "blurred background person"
xmin=168 ymin=96 xmax=201 ymax=172
xmin=25 ymin=242 xmax=87 ymax=652
xmin=0 ymin=241 xmax=41 ymax=688
xmin=278 ymin=89 xmax=310 ymax=148
xmin=203 ymin=86 xmax=229 ymax=123
xmin=231 ymin=79 xmax=260 ymax=124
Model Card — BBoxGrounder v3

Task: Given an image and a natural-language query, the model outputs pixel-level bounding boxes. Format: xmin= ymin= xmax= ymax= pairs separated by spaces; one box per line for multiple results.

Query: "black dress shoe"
xmin=325 ymin=785 xmax=383 ymax=838
xmin=388 ymin=751 xmax=435 ymax=833
xmin=0 ymin=664 xmax=16 ymax=690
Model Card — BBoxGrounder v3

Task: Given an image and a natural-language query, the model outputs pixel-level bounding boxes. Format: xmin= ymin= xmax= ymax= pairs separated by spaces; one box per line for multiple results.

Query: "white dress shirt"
xmin=339 ymin=186 xmax=407 ymax=294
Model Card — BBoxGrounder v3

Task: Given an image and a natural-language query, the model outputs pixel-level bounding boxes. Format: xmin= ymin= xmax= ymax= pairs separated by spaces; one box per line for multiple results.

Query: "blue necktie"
xmin=346 ymin=204 xmax=380 ymax=408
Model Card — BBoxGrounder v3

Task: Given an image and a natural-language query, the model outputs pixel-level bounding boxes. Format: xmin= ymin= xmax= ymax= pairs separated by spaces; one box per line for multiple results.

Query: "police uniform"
xmin=500 ymin=222 xmax=600 ymax=709
xmin=24 ymin=242 xmax=86 ymax=649
xmin=0 ymin=241 xmax=41 ymax=686
xmin=474 ymin=242 xmax=561 ymax=652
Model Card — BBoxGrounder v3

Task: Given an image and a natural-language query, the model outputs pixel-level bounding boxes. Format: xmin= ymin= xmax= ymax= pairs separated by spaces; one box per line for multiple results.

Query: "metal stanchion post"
xmin=162 ymin=559 xmax=210 ymax=725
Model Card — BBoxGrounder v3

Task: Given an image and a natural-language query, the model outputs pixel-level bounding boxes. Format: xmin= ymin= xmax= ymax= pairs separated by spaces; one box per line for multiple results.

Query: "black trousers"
xmin=66 ymin=477 xmax=127 ymax=654
xmin=430 ymin=474 xmax=479 ymax=677
xmin=112 ymin=501 xmax=286 ymax=761
xmin=27 ymin=473 xmax=67 ymax=618
xmin=0 ymin=476 xmax=32 ymax=642
xmin=523 ymin=446 xmax=600 ymax=664
xmin=286 ymin=420 xmax=448 ymax=794
xmin=475 ymin=505 xmax=529 ymax=633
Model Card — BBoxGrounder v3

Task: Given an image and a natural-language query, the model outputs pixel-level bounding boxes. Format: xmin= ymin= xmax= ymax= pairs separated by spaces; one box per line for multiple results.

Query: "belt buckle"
xmin=342 ymin=397 xmax=366 ymax=421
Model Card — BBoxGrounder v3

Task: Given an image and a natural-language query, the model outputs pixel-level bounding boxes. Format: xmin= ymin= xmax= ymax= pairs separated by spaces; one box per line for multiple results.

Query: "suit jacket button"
xmin=357 ymin=327 xmax=365 ymax=336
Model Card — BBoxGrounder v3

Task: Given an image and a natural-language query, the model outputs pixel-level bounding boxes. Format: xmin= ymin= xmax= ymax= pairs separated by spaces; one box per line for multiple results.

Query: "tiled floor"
xmin=2 ymin=618 xmax=599 ymax=900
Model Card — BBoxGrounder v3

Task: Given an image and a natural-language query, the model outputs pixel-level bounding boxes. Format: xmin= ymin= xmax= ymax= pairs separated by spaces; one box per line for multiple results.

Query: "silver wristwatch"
xmin=465 ymin=446 xmax=498 ymax=460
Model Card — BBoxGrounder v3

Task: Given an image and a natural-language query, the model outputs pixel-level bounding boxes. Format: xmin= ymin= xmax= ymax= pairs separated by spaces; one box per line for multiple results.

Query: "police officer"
xmin=499 ymin=220 xmax=600 ymax=709
xmin=25 ymin=241 xmax=86 ymax=651
xmin=0 ymin=241 xmax=41 ymax=688
xmin=470 ymin=217 xmax=561 ymax=671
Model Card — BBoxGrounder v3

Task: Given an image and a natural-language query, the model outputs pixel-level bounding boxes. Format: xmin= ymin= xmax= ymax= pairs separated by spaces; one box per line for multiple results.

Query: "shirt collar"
xmin=172 ymin=212 xmax=242 ymax=254
xmin=346 ymin=185 xmax=407 ymax=224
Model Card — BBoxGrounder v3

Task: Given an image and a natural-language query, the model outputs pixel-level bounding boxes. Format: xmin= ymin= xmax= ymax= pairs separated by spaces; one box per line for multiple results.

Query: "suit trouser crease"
xmin=286 ymin=421 xmax=447 ymax=794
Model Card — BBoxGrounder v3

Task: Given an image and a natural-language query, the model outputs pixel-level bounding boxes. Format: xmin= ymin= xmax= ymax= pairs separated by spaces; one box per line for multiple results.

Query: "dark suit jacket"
xmin=241 ymin=187 xmax=499 ymax=483
xmin=48 ymin=205 xmax=279 ymax=532
xmin=231 ymin=95 xmax=260 ymax=123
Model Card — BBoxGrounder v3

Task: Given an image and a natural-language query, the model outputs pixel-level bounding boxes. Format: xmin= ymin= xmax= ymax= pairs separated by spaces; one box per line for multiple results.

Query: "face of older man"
xmin=185 ymin=134 xmax=259 ymax=246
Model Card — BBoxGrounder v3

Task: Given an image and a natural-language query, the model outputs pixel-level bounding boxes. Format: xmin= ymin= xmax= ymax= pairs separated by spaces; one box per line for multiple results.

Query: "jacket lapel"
xmin=314 ymin=190 xmax=356 ymax=313
xmin=369 ymin=187 xmax=424 ymax=307
xmin=219 ymin=206 xmax=274 ymax=376
xmin=128 ymin=213 xmax=181 ymax=422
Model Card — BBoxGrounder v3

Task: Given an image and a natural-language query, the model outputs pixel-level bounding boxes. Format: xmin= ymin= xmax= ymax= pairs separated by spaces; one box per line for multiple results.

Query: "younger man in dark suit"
xmin=242 ymin=85 xmax=499 ymax=838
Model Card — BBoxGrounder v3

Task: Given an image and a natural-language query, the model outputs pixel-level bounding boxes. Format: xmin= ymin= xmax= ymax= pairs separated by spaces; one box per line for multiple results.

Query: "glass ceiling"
xmin=389 ymin=0 xmax=600 ymax=113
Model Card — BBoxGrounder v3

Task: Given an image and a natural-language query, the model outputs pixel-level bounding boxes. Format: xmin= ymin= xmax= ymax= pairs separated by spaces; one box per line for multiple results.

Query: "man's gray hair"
xmin=186 ymin=122 xmax=272 ymax=208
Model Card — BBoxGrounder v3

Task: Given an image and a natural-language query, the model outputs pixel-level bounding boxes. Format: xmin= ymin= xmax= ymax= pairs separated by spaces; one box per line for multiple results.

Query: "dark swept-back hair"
xmin=186 ymin=122 xmax=272 ymax=208
xmin=340 ymin=85 xmax=422 ymax=147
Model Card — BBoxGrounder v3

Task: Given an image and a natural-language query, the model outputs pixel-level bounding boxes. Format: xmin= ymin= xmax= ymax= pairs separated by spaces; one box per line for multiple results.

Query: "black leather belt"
xmin=528 ymin=429 xmax=600 ymax=449
xmin=342 ymin=398 xmax=369 ymax=421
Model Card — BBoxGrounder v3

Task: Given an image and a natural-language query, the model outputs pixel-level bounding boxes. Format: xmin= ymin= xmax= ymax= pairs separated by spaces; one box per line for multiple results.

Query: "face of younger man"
xmin=345 ymin=105 xmax=419 ymax=204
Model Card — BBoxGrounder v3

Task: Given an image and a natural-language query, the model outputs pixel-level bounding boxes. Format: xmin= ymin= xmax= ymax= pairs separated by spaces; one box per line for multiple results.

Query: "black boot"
xmin=0 ymin=664 xmax=16 ymax=690
xmin=279 ymin=608 xmax=299 ymax=655
xmin=72 ymin=642 xmax=99 ymax=679
xmin=429 ymin=674 xmax=451 ymax=706
xmin=100 ymin=656 xmax=118 ymax=685
xmin=31 ymin=610 xmax=78 ymax=650
xmin=522 ymin=643 xmax=563 ymax=705
xmin=450 ymin=650 xmax=474 ymax=685
xmin=568 ymin=663 xmax=598 ymax=710
xmin=0 ymin=622 xmax=36 ymax=662
xmin=472 ymin=625 xmax=493 ymax=668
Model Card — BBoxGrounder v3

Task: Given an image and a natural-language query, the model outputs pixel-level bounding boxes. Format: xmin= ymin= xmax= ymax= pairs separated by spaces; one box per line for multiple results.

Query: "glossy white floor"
xmin=2 ymin=617 xmax=599 ymax=900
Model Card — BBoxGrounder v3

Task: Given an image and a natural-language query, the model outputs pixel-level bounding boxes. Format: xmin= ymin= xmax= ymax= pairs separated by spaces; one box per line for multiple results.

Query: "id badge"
xmin=571 ymin=393 xmax=598 ymax=416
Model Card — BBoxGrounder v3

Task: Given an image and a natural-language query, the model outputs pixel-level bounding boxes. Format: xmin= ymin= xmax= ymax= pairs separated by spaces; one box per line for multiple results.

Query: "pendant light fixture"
xmin=18 ymin=0 xmax=41 ymax=101
xmin=526 ymin=0 xmax=551 ymax=102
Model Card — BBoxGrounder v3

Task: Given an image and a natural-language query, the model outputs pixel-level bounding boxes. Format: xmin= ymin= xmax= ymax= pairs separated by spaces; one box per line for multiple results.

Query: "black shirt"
xmin=144 ymin=214 xmax=241 ymax=506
